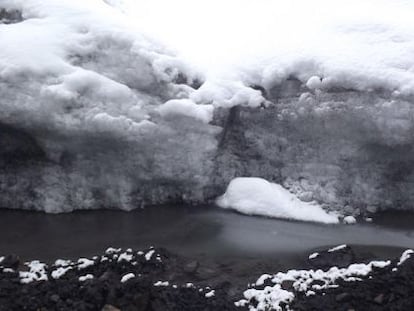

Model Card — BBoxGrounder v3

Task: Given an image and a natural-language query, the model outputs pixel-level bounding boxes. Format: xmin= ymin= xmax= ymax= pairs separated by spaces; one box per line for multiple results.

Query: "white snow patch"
xmin=343 ymin=216 xmax=357 ymax=224
xmin=51 ymin=267 xmax=72 ymax=279
xmin=120 ymin=273 xmax=135 ymax=283
xmin=217 ymin=177 xmax=339 ymax=224
xmin=306 ymin=76 xmax=322 ymax=90
xmin=158 ymin=99 xmax=214 ymax=124
xmin=398 ymin=249 xmax=414 ymax=266
xmin=308 ymin=252 xmax=319 ymax=259
xmin=54 ymin=259 xmax=72 ymax=267
xmin=77 ymin=258 xmax=95 ymax=269
xmin=205 ymin=290 xmax=215 ymax=298
xmin=255 ymin=274 xmax=272 ymax=286
xmin=105 ymin=247 xmax=122 ymax=255
xmin=20 ymin=261 xmax=48 ymax=284
xmin=238 ymin=259 xmax=391 ymax=310
xmin=328 ymin=244 xmax=347 ymax=252
xmin=145 ymin=250 xmax=155 ymax=261
xmin=154 ymin=281 xmax=170 ymax=287
xmin=79 ymin=274 xmax=94 ymax=282
xmin=117 ymin=252 xmax=133 ymax=262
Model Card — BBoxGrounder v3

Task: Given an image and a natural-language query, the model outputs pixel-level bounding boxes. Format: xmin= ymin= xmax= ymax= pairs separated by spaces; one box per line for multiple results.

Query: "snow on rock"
xmin=328 ymin=244 xmax=347 ymax=253
xmin=19 ymin=261 xmax=48 ymax=284
xmin=145 ymin=249 xmax=155 ymax=261
xmin=238 ymin=259 xmax=391 ymax=311
xmin=343 ymin=216 xmax=357 ymax=224
xmin=154 ymin=281 xmax=170 ymax=287
xmin=120 ymin=273 xmax=135 ymax=283
xmin=117 ymin=252 xmax=133 ymax=263
xmin=398 ymin=249 xmax=414 ymax=266
xmin=78 ymin=274 xmax=94 ymax=282
xmin=51 ymin=266 xmax=72 ymax=279
xmin=217 ymin=177 xmax=339 ymax=224
xmin=77 ymin=258 xmax=95 ymax=269
xmin=158 ymin=99 xmax=214 ymax=124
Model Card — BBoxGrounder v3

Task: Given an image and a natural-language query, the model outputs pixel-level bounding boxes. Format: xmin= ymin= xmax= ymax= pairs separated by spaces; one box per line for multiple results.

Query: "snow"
xmin=328 ymin=244 xmax=347 ymax=252
xmin=78 ymin=274 xmax=94 ymax=282
xmin=308 ymin=253 xmax=319 ymax=259
xmin=106 ymin=0 xmax=414 ymax=96
xmin=154 ymin=281 xmax=169 ymax=287
xmin=106 ymin=247 xmax=122 ymax=254
xmin=77 ymin=258 xmax=95 ymax=269
xmin=398 ymin=249 xmax=414 ymax=266
xmin=217 ymin=177 xmax=339 ymax=224
xmin=51 ymin=267 xmax=72 ymax=279
xmin=205 ymin=290 xmax=215 ymax=298
xmin=117 ymin=252 xmax=133 ymax=262
xmin=120 ymin=273 xmax=135 ymax=283
xmin=343 ymin=216 xmax=357 ymax=224
xmin=2 ymin=0 xmax=414 ymax=214
xmin=238 ymin=258 xmax=391 ymax=310
xmin=158 ymin=99 xmax=214 ymax=124
xmin=20 ymin=261 xmax=48 ymax=284
xmin=145 ymin=250 xmax=155 ymax=261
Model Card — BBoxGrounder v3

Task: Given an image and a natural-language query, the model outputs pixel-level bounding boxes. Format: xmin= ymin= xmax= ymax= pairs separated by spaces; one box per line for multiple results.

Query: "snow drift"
xmin=1 ymin=0 xmax=414 ymax=219
xmin=216 ymin=177 xmax=338 ymax=224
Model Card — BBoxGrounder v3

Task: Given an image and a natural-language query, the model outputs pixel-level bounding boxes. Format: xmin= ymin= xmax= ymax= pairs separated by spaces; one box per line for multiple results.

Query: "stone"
xmin=1 ymin=254 xmax=20 ymax=270
xmin=281 ymin=280 xmax=295 ymax=291
xmin=374 ymin=293 xmax=384 ymax=304
xmin=335 ymin=292 xmax=350 ymax=302
xmin=101 ymin=304 xmax=121 ymax=311
xmin=184 ymin=260 xmax=199 ymax=274
xmin=50 ymin=294 xmax=60 ymax=303
xmin=366 ymin=205 xmax=378 ymax=213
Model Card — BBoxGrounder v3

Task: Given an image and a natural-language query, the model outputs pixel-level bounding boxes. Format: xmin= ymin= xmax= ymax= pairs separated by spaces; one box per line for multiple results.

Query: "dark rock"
xmin=184 ymin=260 xmax=199 ymax=274
xmin=335 ymin=292 xmax=350 ymax=302
xmin=1 ymin=254 xmax=20 ymax=270
xmin=374 ymin=293 xmax=384 ymax=304
xmin=308 ymin=245 xmax=355 ymax=270
xmin=0 ymin=9 xmax=23 ymax=24
xmin=50 ymin=294 xmax=60 ymax=303
xmin=101 ymin=304 xmax=121 ymax=311
xmin=281 ymin=280 xmax=294 ymax=291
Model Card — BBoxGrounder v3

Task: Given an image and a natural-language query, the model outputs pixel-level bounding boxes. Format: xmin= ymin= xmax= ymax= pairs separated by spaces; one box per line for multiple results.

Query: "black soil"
xmin=1 ymin=246 xmax=414 ymax=310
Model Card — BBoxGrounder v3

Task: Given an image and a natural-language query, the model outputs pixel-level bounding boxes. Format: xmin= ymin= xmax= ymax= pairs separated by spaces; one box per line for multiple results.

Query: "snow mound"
xmin=216 ymin=177 xmax=339 ymax=224
xmin=237 ymin=258 xmax=391 ymax=310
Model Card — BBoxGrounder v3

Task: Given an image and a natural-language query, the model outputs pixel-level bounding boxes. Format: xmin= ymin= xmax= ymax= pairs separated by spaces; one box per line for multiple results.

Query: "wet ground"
xmin=0 ymin=206 xmax=413 ymax=265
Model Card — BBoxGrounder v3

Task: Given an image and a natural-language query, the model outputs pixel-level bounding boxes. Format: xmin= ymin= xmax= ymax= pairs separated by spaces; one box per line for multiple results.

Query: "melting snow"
xmin=217 ymin=177 xmax=339 ymax=224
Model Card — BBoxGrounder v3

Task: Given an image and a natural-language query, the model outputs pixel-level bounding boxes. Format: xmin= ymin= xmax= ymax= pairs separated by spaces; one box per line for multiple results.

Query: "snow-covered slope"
xmin=1 ymin=0 xmax=414 ymax=219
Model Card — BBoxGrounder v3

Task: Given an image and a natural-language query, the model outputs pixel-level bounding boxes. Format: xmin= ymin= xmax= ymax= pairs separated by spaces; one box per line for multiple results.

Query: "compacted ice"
xmin=1 ymin=0 xmax=414 ymax=219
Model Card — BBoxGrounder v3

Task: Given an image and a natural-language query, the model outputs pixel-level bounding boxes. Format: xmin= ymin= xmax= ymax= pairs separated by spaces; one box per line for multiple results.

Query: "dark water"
xmin=0 ymin=206 xmax=413 ymax=265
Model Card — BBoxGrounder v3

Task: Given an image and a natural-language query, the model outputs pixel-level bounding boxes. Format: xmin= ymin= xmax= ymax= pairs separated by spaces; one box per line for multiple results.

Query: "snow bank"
xmin=158 ymin=99 xmax=214 ymax=124
xmin=109 ymin=0 xmax=414 ymax=96
xmin=216 ymin=177 xmax=338 ymax=224
xmin=0 ymin=0 xmax=204 ymax=137
xmin=2 ymin=0 xmax=414 ymax=214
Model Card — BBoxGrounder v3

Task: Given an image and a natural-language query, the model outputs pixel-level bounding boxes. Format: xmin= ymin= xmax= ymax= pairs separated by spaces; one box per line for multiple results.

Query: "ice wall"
xmin=1 ymin=0 xmax=414 ymax=215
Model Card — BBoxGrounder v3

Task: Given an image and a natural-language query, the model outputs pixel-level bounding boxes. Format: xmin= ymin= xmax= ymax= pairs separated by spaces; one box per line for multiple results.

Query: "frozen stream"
xmin=0 ymin=206 xmax=413 ymax=265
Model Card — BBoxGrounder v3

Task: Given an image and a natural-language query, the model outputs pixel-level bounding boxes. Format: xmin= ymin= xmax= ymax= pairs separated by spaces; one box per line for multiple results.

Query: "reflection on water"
xmin=0 ymin=206 xmax=413 ymax=262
